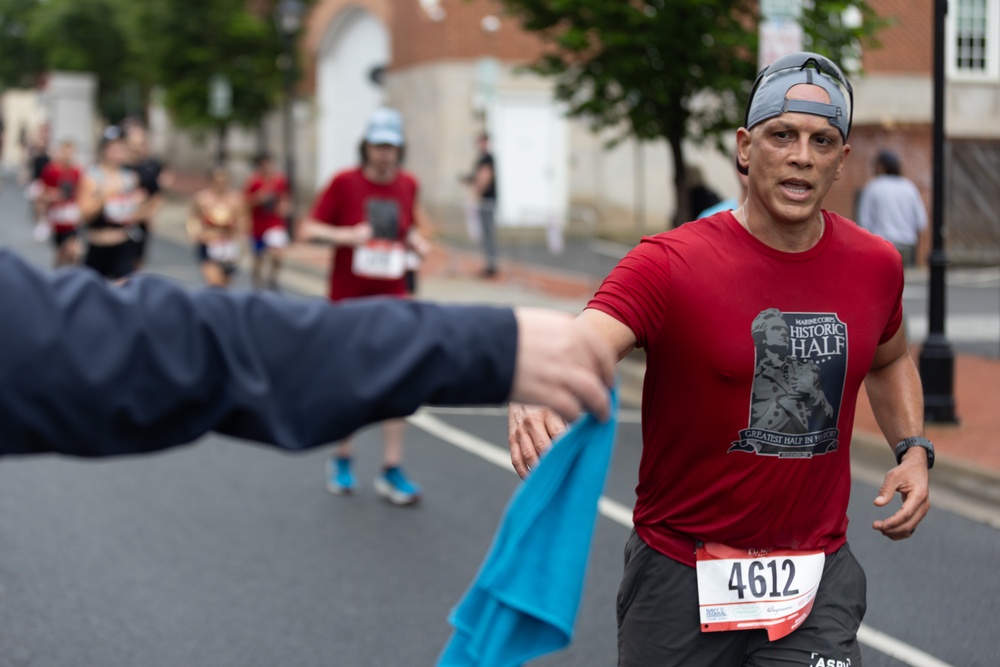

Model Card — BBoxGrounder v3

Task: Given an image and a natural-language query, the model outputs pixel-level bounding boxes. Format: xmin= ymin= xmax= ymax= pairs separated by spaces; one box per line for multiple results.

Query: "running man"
xmin=299 ymin=106 xmax=432 ymax=506
xmin=186 ymin=164 xmax=247 ymax=287
xmin=124 ymin=120 xmax=168 ymax=271
xmin=509 ymin=53 xmax=932 ymax=666
xmin=39 ymin=139 xmax=83 ymax=267
xmin=78 ymin=126 xmax=149 ymax=281
xmin=244 ymin=152 xmax=290 ymax=290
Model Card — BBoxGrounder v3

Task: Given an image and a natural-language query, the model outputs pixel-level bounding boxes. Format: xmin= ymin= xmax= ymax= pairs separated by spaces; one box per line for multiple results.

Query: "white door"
xmin=316 ymin=9 xmax=390 ymax=189
xmin=489 ymin=93 xmax=568 ymax=227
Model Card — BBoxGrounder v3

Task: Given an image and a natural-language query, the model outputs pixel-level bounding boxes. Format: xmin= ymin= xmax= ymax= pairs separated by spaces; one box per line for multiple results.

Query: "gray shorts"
xmin=617 ymin=530 xmax=867 ymax=667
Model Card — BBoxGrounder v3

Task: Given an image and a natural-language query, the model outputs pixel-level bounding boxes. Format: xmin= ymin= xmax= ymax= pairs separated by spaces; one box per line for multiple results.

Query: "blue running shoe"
xmin=326 ymin=457 xmax=355 ymax=496
xmin=374 ymin=466 xmax=421 ymax=506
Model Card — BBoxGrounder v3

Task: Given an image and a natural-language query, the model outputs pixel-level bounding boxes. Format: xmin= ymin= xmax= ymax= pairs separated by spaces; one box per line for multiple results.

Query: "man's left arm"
xmin=863 ymin=326 xmax=931 ymax=540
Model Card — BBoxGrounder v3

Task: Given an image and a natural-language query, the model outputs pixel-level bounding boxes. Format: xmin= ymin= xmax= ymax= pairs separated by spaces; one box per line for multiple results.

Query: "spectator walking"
xmin=468 ymin=132 xmax=498 ymax=278
xmin=299 ymin=106 xmax=432 ymax=506
xmin=856 ymin=149 xmax=928 ymax=267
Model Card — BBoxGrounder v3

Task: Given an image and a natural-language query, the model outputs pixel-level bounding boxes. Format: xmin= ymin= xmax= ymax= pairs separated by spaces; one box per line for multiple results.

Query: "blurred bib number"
xmin=353 ymin=240 xmax=406 ymax=280
xmin=696 ymin=543 xmax=825 ymax=641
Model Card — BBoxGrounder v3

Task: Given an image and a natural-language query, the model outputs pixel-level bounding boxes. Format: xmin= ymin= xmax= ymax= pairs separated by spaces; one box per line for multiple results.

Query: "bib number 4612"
xmin=728 ymin=558 xmax=799 ymax=600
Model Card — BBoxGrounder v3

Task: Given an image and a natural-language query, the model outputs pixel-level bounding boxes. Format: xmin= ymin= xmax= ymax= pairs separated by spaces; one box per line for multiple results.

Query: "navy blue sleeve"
xmin=0 ymin=250 xmax=517 ymax=457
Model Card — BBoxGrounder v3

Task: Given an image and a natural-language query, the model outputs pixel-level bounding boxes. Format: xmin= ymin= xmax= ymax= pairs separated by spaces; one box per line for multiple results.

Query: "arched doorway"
xmin=315 ymin=7 xmax=390 ymax=188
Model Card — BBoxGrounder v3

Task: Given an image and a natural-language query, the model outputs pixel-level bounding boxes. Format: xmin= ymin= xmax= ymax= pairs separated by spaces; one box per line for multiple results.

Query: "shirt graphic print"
xmin=730 ymin=308 xmax=847 ymax=458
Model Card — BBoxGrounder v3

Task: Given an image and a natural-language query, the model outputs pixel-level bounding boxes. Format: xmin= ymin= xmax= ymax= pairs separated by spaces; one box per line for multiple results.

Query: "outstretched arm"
xmin=864 ymin=326 xmax=930 ymax=540
xmin=0 ymin=251 xmax=612 ymax=458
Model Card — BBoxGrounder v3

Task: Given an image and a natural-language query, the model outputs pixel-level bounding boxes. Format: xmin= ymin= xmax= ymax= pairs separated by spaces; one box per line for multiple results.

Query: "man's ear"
xmin=736 ymin=127 xmax=752 ymax=175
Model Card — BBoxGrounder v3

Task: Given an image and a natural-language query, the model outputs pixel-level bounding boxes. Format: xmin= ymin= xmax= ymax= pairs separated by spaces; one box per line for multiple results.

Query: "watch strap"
xmin=894 ymin=436 xmax=935 ymax=469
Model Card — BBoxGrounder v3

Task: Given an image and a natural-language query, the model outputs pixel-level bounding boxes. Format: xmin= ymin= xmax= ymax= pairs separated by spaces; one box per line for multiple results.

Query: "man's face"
xmin=737 ymin=83 xmax=851 ymax=226
xmin=365 ymin=143 xmax=400 ymax=180
xmin=126 ymin=127 xmax=147 ymax=157
xmin=56 ymin=142 xmax=75 ymax=164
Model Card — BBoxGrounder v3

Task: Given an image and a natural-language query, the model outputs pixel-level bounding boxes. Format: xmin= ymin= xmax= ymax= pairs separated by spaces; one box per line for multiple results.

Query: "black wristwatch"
xmin=894 ymin=436 xmax=935 ymax=469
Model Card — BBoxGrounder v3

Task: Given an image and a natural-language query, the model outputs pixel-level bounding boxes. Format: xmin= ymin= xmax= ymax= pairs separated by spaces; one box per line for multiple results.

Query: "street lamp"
xmin=274 ymin=0 xmax=304 ymax=234
xmin=919 ymin=0 xmax=958 ymax=423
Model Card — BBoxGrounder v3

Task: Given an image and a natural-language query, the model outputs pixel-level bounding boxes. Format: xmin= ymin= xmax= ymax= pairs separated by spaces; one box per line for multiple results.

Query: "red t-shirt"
xmin=310 ymin=167 xmax=418 ymax=301
xmin=588 ymin=210 xmax=903 ymax=567
xmin=41 ymin=162 xmax=81 ymax=232
xmin=244 ymin=172 xmax=288 ymax=237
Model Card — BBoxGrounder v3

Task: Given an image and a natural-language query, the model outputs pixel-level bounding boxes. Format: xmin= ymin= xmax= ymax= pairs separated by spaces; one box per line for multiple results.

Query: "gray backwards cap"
xmin=744 ymin=52 xmax=853 ymax=143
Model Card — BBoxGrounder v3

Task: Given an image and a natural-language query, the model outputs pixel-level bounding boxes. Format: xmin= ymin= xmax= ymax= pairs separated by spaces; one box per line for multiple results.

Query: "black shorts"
xmin=130 ymin=221 xmax=150 ymax=261
xmin=85 ymin=241 xmax=135 ymax=280
xmin=617 ymin=530 xmax=866 ymax=667
xmin=195 ymin=244 xmax=237 ymax=276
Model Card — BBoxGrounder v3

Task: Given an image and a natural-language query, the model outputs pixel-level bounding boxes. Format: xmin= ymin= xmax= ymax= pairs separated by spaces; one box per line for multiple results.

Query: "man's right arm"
xmin=508 ymin=308 xmax=636 ymax=478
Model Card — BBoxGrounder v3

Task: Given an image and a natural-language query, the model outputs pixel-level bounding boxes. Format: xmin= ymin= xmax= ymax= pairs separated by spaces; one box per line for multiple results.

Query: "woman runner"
xmin=186 ymin=165 xmax=247 ymax=287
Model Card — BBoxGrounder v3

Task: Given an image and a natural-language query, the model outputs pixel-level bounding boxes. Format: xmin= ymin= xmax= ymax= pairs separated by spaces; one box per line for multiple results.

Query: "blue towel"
xmin=438 ymin=389 xmax=619 ymax=667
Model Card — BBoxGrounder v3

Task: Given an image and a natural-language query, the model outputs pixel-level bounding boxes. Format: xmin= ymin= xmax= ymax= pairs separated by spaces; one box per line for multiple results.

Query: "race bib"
xmin=352 ymin=240 xmax=406 ymax=280
xmin=104 ymin=192 xmax=140 ymax=224
xmin=48 ymin=202 xmax=81 ymax=225
xmin=262 ymin=226 xmax=289 ymax=249
xmin=696 ymin=543 xmax=825 ymax=641
xmin=207 ymin=239 xmax=241 ymax=263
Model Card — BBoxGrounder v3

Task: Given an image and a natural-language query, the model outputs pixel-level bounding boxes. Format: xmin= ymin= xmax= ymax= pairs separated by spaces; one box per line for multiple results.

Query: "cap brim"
xmin=365 ymin=129 xmax=403 ymax=146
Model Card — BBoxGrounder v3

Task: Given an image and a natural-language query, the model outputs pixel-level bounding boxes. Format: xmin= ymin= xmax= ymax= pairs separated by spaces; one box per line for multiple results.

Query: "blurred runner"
xmin=78 ymin=126 xmax=148 ymax=281
xmin=299 ymin=106 xmax=431 ymax=505
xmin=186 ymin=164 xmax=246 ymax=287
xmin=39 ymin=139 xmax=83 ymax=267
xmin=244 ymin=152 xmax=289 ymax=290
xmin=124 ymin=120 xmax=168 ymax=271
xmin=467 ymin=131 xmax=498 ymax=278
xmin=24 ymin=124 xmax=51 ymax=240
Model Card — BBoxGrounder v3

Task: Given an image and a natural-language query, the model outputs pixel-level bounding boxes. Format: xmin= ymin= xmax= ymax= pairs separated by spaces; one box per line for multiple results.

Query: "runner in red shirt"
xmin=40 ymin=139 xmax=82 ymax=267
xmin=509 ymin=53 xmax=933 ymax=666
xmin=244 ymin=152 xmax=290 ymax=290
xmin=299 ymin=107 xmax=431 ymax=505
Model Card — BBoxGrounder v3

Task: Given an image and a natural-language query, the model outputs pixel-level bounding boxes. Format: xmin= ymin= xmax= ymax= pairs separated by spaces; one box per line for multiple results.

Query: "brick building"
xmin=288 ymin=1 xmax=999 ymax=255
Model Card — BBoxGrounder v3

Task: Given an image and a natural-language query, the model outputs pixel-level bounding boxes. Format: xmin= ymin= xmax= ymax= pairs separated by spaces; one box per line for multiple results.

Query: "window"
xmin=947 ymin=0 xmax=1000 ymax=81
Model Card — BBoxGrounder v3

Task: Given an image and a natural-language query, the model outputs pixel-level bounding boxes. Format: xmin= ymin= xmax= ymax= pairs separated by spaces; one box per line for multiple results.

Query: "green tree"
xmin=125 ymin=0 xmax=287 ymax=138
xmin=493 ymin=0 xmax=886 ymax=226
xmin=0 ymin=0 xmax=47 ymax=89
xmin=26 ymin=0 xmax=135 ymax=120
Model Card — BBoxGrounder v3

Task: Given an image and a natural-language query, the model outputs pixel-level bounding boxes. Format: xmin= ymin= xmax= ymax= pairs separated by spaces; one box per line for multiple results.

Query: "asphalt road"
xmin=1 ymin=179 xmax=998 ymax=666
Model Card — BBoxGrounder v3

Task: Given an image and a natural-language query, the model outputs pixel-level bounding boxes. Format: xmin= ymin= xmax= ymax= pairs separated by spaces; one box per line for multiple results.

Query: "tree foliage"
xmin=493 ymin=0 xmax=887 ymax=225
xmin=0 ymin=0 xmax=47 ymax=89
xmin=0 ymin=0 xmax=295 ymax=129
xmin=124 ymin=0 xmax=288 ymax=130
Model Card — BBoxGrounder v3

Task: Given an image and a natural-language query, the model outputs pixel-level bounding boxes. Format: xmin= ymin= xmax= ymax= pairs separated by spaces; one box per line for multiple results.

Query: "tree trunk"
xmin=666 ymin=122 xmax=689 ymax=229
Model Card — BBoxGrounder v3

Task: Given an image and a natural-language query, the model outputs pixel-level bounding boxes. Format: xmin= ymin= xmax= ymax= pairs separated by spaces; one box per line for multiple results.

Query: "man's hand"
xmin=351 ymin=222 xmax=373 ymax=247
xmin=508 ymin=403 xmax=568 ymax=479
xmin=508 ymin=308 xmax=616 ymax=477
xmin=872 ymin=447 xmax=931 ymax=540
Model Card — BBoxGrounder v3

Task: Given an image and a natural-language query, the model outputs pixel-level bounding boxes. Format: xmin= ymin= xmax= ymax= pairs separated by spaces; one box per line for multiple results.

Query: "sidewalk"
xmin=158 ymin=196 xmax=1000 ymax=491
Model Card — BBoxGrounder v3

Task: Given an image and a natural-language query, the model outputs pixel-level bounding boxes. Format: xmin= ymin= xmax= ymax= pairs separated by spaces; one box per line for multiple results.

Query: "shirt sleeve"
xmin=309 ymin=178 xmax=339 ymax=225
xmin=586 ymin=237 xmax=671 ymax=349
xmin=0 ymin=250 xmax=517 ymax=458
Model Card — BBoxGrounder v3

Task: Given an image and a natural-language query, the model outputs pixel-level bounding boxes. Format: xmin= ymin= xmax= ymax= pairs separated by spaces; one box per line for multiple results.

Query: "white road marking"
xmin=856 ymin=625 xmax=956 ymax=667
xmin=409 ymin=409 xmax=958 ymax=667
